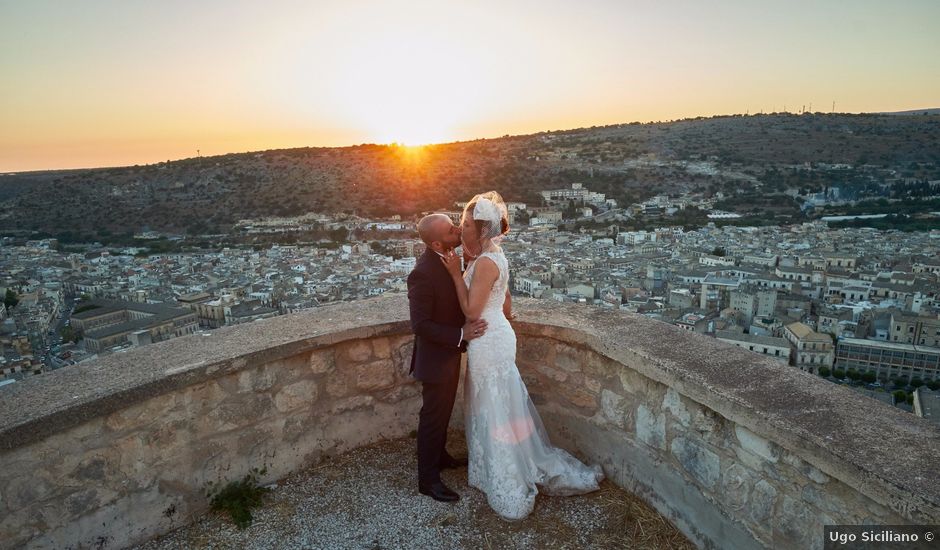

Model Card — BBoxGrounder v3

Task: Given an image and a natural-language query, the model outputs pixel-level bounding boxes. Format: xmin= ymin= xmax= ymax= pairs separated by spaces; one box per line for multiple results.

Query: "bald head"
xmin=417 ymin=213 xmax=459 ymax=252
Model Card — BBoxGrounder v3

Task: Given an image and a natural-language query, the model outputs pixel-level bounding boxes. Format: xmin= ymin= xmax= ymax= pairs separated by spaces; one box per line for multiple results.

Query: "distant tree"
xmin=846 ymin=369 xmax=860 ymax=381
xmin=60 ymin=326 xmax=80 ymax=344
xmin=818 ymin=366 xmax=831 ymax=378
xmin=910 ymin=378 xmax=924 ymax=389
xmin=861 ymin=371 xmax=877 ymax=384
xmin=74 ymin=303 xmax=100 ymax=314
xmin=892 ymin=390 xmax=907 ymax=405
xmin=3 ymin=289 xmax=18 ymax=310
xmin=711 ymin=246 xmax=726 ymax=257
xmin=926 ymin=380 xmax=940 ymax=391
xmin=330 ymin=228 xmax=347 ymax=242
xmin=833 ymin=368 xmax=846 ymax=379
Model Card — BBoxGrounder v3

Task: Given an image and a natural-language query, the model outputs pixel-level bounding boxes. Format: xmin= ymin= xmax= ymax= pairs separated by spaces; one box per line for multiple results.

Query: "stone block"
xmin=801 ymin=483 xmax=847 ymax=516
xmin=662 ymin=387 xmax=691 ymax=427
xmin=376 ymin=383 xmax=421 ymax=403
xmin=555 ymin=345 xmax=582 ymax=373
xmin=618 ymin=367 xmax=649 ymax=396
xmin=64 ymin=488 xmax=102 ymax=518
xmin=104 ymin=403 xmax=146 ymax=433
xmin=195 ymin=391 xmax=276 ymax=434
xmin=691 ymin=407 xmax=727 ymax=447
xmin=177 ymin=380 xmax=228 ymax=416
xmin=355 ymin=359 xmax=395 ymax=391
xmin=584 ymin=377 xmax=602 ymax=393
xmin=536 ymin=364 xmax=568 ymax=382
xmin=721 ymin=462 xmax=756 ymax=511
xmin=237 ymin=366 xmax=277 ymax=393
xmin=581 ymin=351 xmax=619 ymax=378
xmin=671 ymin=436 xmax=720 ymax=490
xmin=776 ymin=495 xmax=822 ymax=549
xmin=236 ymin=426 xmax=278 ymax=462
xmin=392 ymin=340 xmax=415 ymax=380
xmin=518 ymin=336 xmax=554 ymax=365
xmin=274 ymin=379 xmax=318 ymax=412
xmin=4 ymin=473 xmax=56 ymax=510
xmin=340 ymin=340 xmax=373 ymax=363
xmin=143 ymin=419 xmax=184 ymax=451
xmin=557 ymin=384 xmax=598 ymax=411
xmin=283 ymin=412 xmax=318 ymax=444
xmin=112 ymin=433 xmax=150 ymax=479
xmin=782 ymin=451 xmax=830 ymax=484
xmin=735 ymin=425 xmax=778 ymax=463
xmin=372 ymin=338 xmax=391 ymax=359
xmin=72 ymin=455 xmax=112 ymax=483
xmin=636 ymin=404 xmax=666 ymax=450
xmin=750 ymin=479 xmax=778 ymax=523
xmin=330 ymin=395 xmax=375 ymax=414
xmin=268 ymin=354 xmax=312 ymax=386
xmin=325 ymin=371 xmax=351 ymax=397
xmin=600 ymin=389 xmax=633 ymax=431
xmin=309 ymin=349 xmax=335 ymax=374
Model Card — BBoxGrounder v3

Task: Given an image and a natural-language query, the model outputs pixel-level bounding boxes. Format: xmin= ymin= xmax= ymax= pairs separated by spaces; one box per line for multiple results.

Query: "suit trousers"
xmin=416 ymin=372 xmax=460 ymax=485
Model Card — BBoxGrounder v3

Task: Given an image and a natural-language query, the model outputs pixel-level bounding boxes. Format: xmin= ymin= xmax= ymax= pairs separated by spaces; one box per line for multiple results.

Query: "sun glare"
xmin=304 ymin=16 xmax=493 ymax=148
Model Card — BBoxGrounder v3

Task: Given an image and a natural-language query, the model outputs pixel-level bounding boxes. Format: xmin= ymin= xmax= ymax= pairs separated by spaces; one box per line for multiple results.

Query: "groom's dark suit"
xmin=408 ymin=248 xmax=465 ymax=486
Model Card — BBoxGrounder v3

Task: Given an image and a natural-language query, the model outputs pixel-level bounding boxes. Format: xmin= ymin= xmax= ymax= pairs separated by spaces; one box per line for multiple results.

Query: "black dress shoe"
xmin=419 ymin=481 xmax=460 ymax=502
xmin=439 ymin=456 xmax=469 ymax=469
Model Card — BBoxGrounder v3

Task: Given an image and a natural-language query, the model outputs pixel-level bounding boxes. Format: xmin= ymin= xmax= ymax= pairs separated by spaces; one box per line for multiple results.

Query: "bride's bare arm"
xmin=503 ymin=289 xmax=515 ymax=320
xmin=441 ymin=252 xmax=499 ymax=320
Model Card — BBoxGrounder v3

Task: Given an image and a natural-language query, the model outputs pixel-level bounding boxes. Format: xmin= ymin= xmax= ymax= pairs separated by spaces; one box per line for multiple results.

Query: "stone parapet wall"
xmin=508 ymin=302 xmax=940 ymax=549
xmin=1 ymin=300 xmax=421 ymax=550
xmin=1 ymin=295 xmax=938 ymax=550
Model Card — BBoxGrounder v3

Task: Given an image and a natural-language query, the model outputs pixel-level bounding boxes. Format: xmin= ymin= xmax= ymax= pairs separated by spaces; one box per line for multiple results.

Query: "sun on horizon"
xmin=1 ymin=0 xmax=938 ymax=172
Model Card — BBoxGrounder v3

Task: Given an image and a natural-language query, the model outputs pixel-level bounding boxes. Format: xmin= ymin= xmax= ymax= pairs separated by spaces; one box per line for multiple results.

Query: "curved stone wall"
xmin=1 ymin=295 xmax=938 ymax=549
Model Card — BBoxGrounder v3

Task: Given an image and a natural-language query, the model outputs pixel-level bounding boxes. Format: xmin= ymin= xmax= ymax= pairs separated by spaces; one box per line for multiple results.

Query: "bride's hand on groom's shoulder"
xmin=440 ymin=250 xmax=462 ymax=278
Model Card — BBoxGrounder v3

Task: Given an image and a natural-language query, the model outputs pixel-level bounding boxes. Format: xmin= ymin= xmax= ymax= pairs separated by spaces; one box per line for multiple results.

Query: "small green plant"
xmin=205 ymin=467 xmax=270 ymax=529
xmin=892 ymin=390 xmax=908 ymax=406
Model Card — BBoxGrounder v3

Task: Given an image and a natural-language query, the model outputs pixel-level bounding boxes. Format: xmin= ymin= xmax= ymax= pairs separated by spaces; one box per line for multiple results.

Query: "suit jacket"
xmin=408 ymin=248 xmax=465 ymax=383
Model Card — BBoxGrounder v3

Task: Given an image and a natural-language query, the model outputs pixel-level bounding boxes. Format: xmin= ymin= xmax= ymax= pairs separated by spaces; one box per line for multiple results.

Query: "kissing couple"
xmin=407 ymin=191 xmax=603 ymax=521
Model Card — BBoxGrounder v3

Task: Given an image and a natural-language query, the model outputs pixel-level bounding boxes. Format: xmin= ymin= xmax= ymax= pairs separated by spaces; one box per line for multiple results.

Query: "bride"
xmin=440 ymin=191 xmax=604 ymax=521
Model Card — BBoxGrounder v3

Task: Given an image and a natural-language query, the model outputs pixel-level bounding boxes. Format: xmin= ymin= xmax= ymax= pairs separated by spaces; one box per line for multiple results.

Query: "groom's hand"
xmin=463 ymin=318 xmax=488 ymax=341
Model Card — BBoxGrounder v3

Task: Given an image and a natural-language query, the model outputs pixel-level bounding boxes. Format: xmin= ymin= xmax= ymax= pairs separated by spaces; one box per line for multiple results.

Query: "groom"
xmin=408 ymin=213 xmax=487 ymax=502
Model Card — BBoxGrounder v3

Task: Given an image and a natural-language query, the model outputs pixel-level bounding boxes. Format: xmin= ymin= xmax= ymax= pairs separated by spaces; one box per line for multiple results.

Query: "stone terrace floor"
xmin=134 ymin=433 xmax=694 ymax=550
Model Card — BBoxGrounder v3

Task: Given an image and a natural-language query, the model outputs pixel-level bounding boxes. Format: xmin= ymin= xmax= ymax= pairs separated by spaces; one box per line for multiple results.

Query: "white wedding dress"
xmin=463 ymin=249 xmax=604 ymax=520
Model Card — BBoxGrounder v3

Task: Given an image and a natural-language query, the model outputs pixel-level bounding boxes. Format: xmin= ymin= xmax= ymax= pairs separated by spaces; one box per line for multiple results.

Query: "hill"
xmin=1 ymin=113 xmax=938 ymax=240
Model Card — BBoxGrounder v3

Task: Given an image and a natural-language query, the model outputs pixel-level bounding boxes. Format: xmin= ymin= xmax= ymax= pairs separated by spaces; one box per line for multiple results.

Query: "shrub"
xmin=206 ymin=467 xmax=271 ymax=529
xmin=892 ymin=390 xmax=907 ymax=405
xmin=833 ymin=368 xmax=846 ymax=379
xmin=818 ymin=366 xmax=831 ymax=377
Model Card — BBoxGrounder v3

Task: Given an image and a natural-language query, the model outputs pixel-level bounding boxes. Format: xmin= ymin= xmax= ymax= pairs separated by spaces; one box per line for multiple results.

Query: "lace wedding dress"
xmin=463 ymin=249 xmax=604 ymax=520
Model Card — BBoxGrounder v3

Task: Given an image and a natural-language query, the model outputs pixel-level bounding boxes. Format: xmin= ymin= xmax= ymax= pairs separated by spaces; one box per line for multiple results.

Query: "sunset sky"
xmin=2 ymin=0 xmax=938 ymax=172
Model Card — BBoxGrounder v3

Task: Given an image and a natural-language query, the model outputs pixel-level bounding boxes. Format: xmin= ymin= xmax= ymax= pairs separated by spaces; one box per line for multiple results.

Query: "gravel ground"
xmin=134 ymin=433 xmax=694 ymax=550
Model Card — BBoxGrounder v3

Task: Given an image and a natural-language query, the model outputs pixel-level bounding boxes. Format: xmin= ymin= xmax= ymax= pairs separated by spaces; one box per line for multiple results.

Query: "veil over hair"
xmin=462 ymin=191 xmax=510 ymax=247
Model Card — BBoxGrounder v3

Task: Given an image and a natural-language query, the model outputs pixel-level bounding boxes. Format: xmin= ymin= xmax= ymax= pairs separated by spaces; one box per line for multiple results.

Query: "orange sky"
xmin=2 ymin=0 xmax=938 ymax=172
